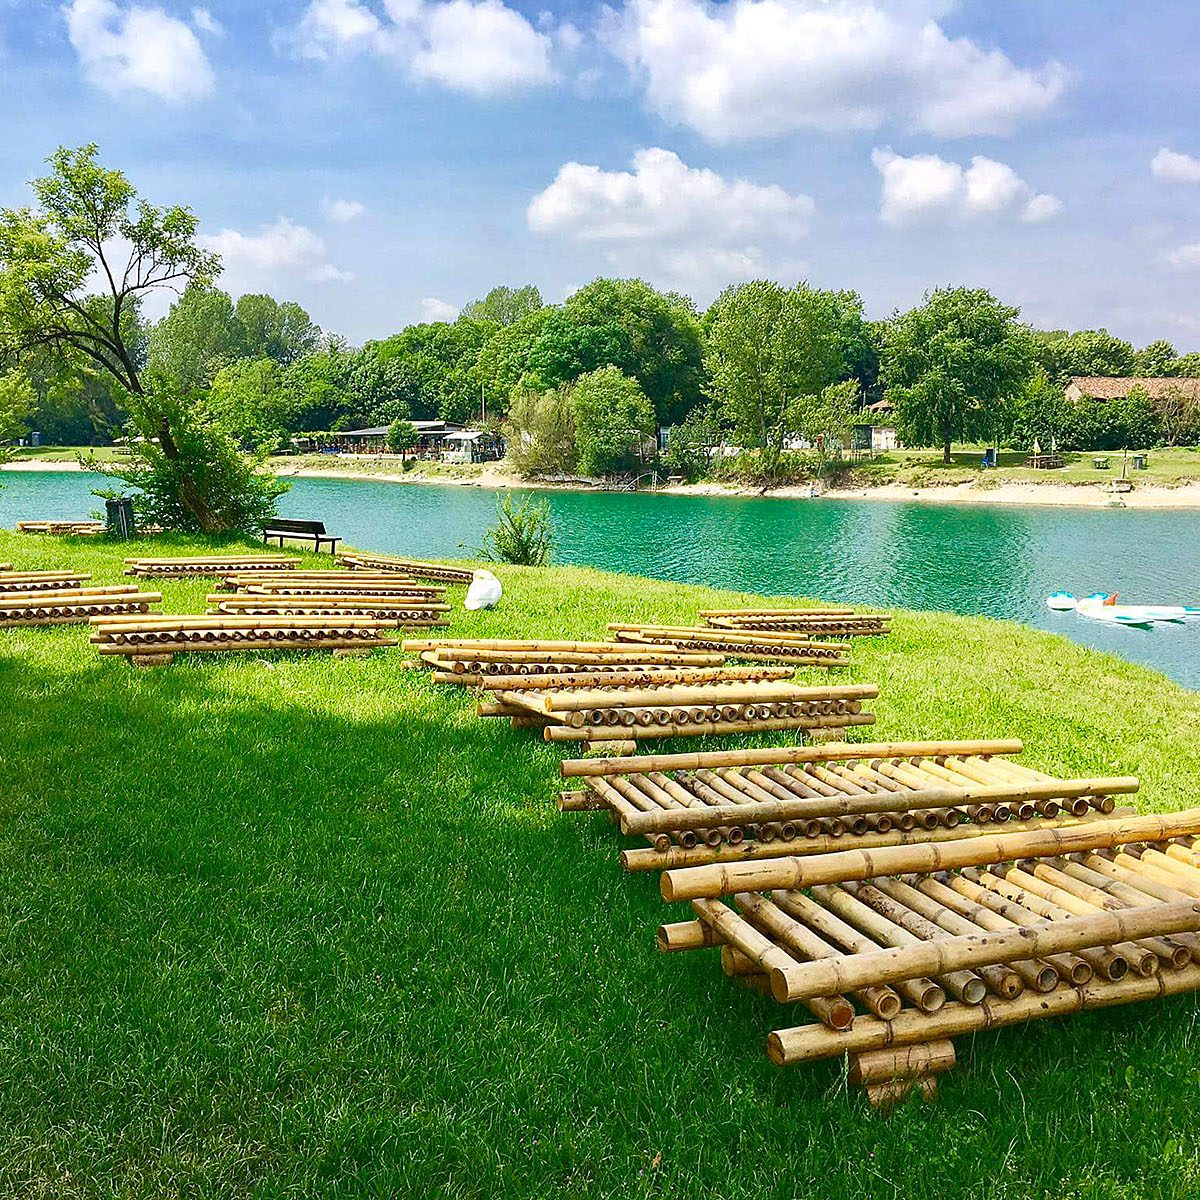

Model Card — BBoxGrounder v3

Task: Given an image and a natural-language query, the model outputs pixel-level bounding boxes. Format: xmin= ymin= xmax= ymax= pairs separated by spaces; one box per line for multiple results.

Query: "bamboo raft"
xmin=124 ymin=554 xmax=301 ymax=578
xmin=486 ymin=680 xmax=877 ymax=746
xmin=339 ymin=551 xmax=474 ymax=585
xmin=656 ymin=809 xmax=1200 ymax=1106
xmin=0 ymin=585 xmax=162 ymax=627
xmin=16 ymin=520 xmax=105 ymax=536
xmin=559 ymin=739 xmax=1136 ymax=863
xmin=700 ymin=607 xmax=892 ymax=638
xmin=209 ymin=593 xmax=450 ymax=627
xmin=222 ymin=570 xmax=446 ymax=599
xmin=90 ymin=612 xmax=398 ymax=666
xmin=0 ymin=570 xmax=91 ymax=593
xmin=404 ymin=638 xmax=730 ymax=681
xmin=608 ymin=624 xmax=851 ymax=666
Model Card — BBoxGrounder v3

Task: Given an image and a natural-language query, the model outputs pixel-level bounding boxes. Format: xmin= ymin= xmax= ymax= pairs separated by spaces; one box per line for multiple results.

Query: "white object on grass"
xmin=465 ymin=569 xmax=502 ymax=610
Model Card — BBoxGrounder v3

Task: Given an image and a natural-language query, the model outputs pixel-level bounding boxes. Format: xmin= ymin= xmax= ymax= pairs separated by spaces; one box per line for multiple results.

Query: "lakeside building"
xmin=1065 ymin=376 xmax=1200 ymax=403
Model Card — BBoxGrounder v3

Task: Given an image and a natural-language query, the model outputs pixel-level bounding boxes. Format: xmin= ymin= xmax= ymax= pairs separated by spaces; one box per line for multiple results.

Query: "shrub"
xmin=88 ymin=394 xmax=288 ymax=534
xmin=503 ymin=387 xmax=576 ymax=476
xmin=470 ymin=493 xmax=554 ymax=566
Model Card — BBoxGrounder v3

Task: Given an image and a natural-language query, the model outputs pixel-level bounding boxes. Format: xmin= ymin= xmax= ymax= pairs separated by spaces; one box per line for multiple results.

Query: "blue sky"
xmin=2 ymin=0 xmax=1199 ymax=348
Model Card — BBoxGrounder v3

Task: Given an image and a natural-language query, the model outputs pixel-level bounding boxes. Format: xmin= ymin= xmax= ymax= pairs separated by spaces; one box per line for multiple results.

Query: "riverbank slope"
xmin=3 ymin=530 xmax=1200 ymax=1196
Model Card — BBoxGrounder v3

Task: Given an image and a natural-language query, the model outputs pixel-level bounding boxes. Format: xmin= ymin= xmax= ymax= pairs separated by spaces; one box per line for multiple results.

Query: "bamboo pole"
xmin=620 ymin=812 xmax=1127 ymax=874
xmin=541 ymin=682 xmax=876 ymax=714
xmin=546 ymin=713 xmax=877 ymax=741
xmin=735 ymin=892 xmax=903 ymax=1020
xmin=659 ymin=810 xmax=1200 ymax=902
xmin=806 ymin=884 xmax=989 ymax=1005
xmin=771 ymin=890 xmax=945 ymax=1011
xmin=875 ymin=876 xmax=1059 ymax=992
xmin=768 ymin=962 xmax=1200 ymax=1065
xmin=843 ymin=880 xmax=1022 ymax=999
xmin=479 ymin=666 xmax=795 ymax=691
xmin=849 ymin=1041 xmax=955 ymax=1086
xmin=691 ymin=898 xmax=855 ymax=1029
xmin=767 ymin=896 xmax=1200 ymax=1004
xmin=615 ymin=775 xmax=1134 ymax=836
xmin=562 ymin=738 xmax=1024 ymax=779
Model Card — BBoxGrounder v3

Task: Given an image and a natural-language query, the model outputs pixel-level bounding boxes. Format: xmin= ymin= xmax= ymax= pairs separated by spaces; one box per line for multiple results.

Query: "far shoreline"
xmin=7 ymin=455 xmax=1200 ymax=511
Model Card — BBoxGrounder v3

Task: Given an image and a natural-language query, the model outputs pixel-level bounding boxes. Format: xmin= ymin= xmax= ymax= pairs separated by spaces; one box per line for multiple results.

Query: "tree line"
xmin=2 ymin=146 xmax=1199 ymax=530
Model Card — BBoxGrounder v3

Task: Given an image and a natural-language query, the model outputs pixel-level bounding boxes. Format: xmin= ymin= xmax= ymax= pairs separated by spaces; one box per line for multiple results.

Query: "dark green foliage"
xmin=884 ymin=287 xmax=1033 ymax=463
xmin=560 ymin=278 xmax=705 ymax=425
xmin=472 ymin=492 xmax=554 ymax=565
xmin=571 ymin=367 xmax=655 ymax=477
xmin=1031 ymin=328 xmax=1136 ymax=387
xmin=663 ymin=404 xmax=723 ymax=480
xmin=386 ymin=418 xmax=418 ymax=457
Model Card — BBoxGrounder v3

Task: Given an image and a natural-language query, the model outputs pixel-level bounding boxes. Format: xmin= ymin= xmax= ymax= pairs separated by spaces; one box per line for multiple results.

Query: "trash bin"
xmin=1132 ymin=454 xmax=1147 ymax=471
xmin=105 ymin=497 xmax=135 ymax=538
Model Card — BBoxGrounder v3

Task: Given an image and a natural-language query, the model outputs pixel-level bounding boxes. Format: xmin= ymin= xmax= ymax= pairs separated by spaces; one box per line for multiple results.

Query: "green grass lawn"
xmin=3 ymin=531 xmax=1200 ymax=1198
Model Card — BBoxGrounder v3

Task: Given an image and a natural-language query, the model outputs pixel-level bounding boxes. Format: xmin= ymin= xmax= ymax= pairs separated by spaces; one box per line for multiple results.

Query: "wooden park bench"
xmin=262 ymin=518 xmax=341 ymax=554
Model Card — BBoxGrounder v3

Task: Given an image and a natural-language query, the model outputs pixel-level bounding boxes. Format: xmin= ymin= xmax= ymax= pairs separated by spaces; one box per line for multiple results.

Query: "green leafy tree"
xmin=705 ymin=280 xmax=844 ymax=479
xmin=882 ymin=287 xmax=1033 ymax=464
xmin=284 ymin=340 xmax=355 ymax=431
xmin=471 ymin=306 xmax=553 ymax=415
xmin=461 ymin=284 xmax=543 ymax=326
xmin=0 ymin=370 xmax=35 ymax=464
xmin=1133 ymin=339 xmax=1178 ymax=377
xmin=0 ymin=145 xmax=277 ymax=530
xmin=1031 ymin=328 xmax=1136 ymax=387
xmin=234 ymin=294 xmax=319 ymax=366
xmin=571 ymin=366 xmax=656 ymax=476
xmin=1002 ymin=367 xmax=1067 ymax=450
xmin=146 ymin=284 xmax=240 ymax=391
xmin=560 ymin=278 xmax=705 ymax=424
xmin=503 ymin=385 xmax=576 ymax=476
xmin=206 ymin=357 xmax=294 ymax=450
xmin=387 ymin=418 xmax=419 ymax=460
xmin=524 ymin=308 xmax=625 ymax=392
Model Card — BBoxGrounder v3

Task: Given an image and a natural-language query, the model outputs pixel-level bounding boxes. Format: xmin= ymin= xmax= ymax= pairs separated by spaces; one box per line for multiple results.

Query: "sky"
xmin=1 ymin=0 xmax=1199 ymax=348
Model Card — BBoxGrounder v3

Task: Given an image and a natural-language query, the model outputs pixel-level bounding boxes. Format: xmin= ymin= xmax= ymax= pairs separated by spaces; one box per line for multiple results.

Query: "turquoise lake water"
xmin=3 ymin=468 xmax=1198 ymax=689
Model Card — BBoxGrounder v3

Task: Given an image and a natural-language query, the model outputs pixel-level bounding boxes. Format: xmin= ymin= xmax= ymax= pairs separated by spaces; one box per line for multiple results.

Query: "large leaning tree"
xmin=0 ymin=144 xmax=280 ymax=531
xmin=882 ymin=287 xmax=1033 ymax=464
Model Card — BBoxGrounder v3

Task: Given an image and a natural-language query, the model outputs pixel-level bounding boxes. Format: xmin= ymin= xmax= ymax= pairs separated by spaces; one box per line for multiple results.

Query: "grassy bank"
xmin=2 ymin=531 xmax=1200 ymax=1198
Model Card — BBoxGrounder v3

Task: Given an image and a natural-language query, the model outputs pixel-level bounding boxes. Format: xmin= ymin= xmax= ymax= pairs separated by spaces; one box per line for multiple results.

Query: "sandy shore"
xmin=8 ymin=456 xmax=1200 ymax=509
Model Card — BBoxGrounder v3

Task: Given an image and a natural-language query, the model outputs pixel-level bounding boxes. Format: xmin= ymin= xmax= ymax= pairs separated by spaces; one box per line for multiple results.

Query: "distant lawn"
xmin=2 ymin=531 xmax=1200 ymax=1198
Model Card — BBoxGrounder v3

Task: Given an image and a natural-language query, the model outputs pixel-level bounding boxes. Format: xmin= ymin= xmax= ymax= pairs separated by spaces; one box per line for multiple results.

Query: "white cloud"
xmin=64 ymin=0 xmax=215 ymax=103
xmin=871 ymin=148 xmax=1062 ymax=227
xmin=191 ymin=6 xmax=221 ymax=35
xmin=607 ymin=0 xmax=1068 ymax=143
xmin=1167 ymin=243 xmax=1200 ymax=269
xmin=1151 ymin=147 xmax=1200 ymax=184
xmin=528 ymin=147 xmax=812 ymax=292
xmin=419 ymin=296 xmax=459 ymax=322
xmin=199 ymin=218 xmax=352 ymax=291
xmin=321 ymin=196 xmax=366 ymax=222
xmin=286 ymin=0 xmax=554 ymax=94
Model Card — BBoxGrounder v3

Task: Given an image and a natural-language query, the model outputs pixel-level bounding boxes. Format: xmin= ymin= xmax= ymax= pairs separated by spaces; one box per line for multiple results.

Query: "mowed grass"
xmin=2 ymin=531 xmax=1200 ymax=1199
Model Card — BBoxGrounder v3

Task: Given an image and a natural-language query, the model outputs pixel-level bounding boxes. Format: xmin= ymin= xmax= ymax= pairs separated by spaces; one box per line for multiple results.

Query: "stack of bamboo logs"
xmin=558 ymin=739 xmax=1137 ymax=866
xmin=16 ymin=519 xmax=105 ymax=536
xmin=208 ymin=592 xmax=450 ymax=627
xmin=484 ymin=679 xmax=877 ymax=745
xmin=0 ymin=570 xmax=91 ymax=593
xmin=339 ymin=551 xmax=474 ymax=585
xmin=220 ymin=570 xmax=446 ymax=600
xmin=124 ymin=554 xmax=300 ymax=578
xmin=700 ymin=607 xmax=892 ymax=639
xmin=655 ymin=808 xmax=1200 ymax=1106
xmin=90 ymin=612 xmax=398 ymax=666
xmin=1 ymin=585 xmax=162 ymax=628
xmin=608 ymin=623 xmax=850 ymax=666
